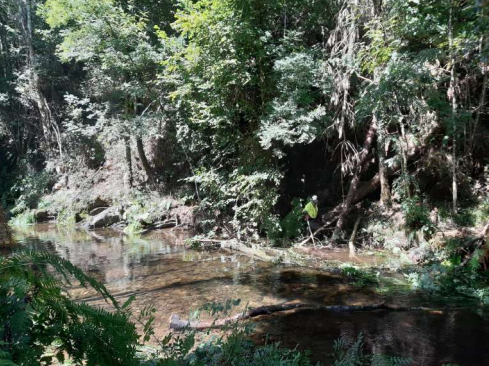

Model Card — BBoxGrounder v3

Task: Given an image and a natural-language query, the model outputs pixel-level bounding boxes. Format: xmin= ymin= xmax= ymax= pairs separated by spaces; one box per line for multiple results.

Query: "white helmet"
xmin=312 ymin=195 xmax=318 ymax=202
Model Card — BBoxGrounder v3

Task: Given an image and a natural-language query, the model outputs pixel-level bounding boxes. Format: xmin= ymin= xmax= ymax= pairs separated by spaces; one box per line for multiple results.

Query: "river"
xmin=12 ymin=224 xmax=489 ymax=366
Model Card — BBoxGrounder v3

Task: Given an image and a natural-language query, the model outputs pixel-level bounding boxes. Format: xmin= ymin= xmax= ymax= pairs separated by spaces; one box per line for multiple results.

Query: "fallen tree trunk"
xmin=169 ymin=301 xmax=463 ymax=330
xmin=196 ymin=239 xmax=275 ymax=262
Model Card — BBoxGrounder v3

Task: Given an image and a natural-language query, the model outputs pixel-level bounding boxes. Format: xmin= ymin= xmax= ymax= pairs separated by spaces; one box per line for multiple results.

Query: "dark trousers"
xmin=307 ymin=219 xmax=320 ymax=232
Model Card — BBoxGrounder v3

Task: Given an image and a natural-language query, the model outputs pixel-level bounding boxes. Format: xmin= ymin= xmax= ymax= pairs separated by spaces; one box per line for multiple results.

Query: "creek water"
xmin=12 ymin=224 xmax=489 ymax=366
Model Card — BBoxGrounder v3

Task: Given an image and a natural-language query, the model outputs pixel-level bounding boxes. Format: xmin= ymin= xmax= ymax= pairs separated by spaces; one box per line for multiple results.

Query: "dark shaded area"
xmin=254 ymin=308 xmax=489 ymax=366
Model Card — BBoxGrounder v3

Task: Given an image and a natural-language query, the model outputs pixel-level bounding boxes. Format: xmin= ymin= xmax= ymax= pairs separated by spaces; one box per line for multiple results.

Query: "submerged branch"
xmin=169 ymin=302 xmax=469 ymax=331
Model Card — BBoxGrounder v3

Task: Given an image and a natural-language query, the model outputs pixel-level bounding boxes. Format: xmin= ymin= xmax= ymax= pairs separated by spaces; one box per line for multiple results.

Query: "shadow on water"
xmin=253 ymin=308 xmax=489 ymax=366
xmin=12 ymin=224 xmax=489 ymax=366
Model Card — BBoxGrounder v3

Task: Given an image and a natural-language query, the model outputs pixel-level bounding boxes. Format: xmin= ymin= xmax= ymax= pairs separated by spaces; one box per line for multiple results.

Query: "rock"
xmin=75 ymin=212 xmax=84 ymax=223
xmin=89 ymin=207 xmax=108 ymax=216
xmin=88 ymin=208 xmax=121 ymax=229
xmin=87 ymin=197 xmax=110 ymax=212
xmin=34 ymin=210 xmax=49 ymax=223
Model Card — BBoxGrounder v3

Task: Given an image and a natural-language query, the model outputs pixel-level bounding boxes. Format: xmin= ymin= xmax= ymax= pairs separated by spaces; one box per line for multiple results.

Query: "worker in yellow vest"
xmin=303 ymin=195 xmax=319 ymax=231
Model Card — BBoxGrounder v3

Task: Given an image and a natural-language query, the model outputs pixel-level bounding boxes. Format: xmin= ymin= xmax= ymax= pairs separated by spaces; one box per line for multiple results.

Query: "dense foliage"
xmin=1 ymin=0 xmax=488 ymax=238
xmin=1 ymin=0 xmax=489 ymax=278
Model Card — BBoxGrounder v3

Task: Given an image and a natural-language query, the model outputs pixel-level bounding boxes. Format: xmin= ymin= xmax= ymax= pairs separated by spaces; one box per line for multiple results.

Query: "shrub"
xmin=340 ymin=264 xmax=379 ymax=287
xmin=401 ymin=197 xmax=436 ymax=244
xmin=11 ymin=171 xmax=54 ymax=216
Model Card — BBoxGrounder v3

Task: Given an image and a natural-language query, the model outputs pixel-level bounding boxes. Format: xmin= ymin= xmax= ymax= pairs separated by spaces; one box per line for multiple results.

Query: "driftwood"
xmin=140 ymin=219 xmax=177 ymax=233
xmin=169 ymin=301 xmax=461 ymax=330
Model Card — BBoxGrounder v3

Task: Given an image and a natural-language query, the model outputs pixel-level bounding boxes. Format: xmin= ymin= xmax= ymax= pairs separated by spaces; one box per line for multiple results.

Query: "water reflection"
xmin=12 ymin=224 xmax=489 ymax=366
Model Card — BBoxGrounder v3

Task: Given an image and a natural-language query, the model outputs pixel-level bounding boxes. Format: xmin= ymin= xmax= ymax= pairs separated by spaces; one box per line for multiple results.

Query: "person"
xmin=303 ymin=195 xmax=319 ymax=232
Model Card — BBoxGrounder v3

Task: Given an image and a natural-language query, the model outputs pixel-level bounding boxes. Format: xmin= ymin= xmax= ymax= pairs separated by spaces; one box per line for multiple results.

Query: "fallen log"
xmin=194 ymin=238 xmax=275 ymax=262
xmin=220 ymin=240 xmax=274 ymax=261
xmin=169 ymin=301 xmax=463 ymax=330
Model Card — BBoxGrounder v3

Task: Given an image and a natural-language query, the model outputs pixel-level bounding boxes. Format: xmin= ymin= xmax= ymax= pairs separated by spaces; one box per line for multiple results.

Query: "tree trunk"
xmin=124 ymin=136 xmax=133 ymax=189
xmin=375 ymin=109 xmax=390 ymax=207
xmin=299 ymin=134 xmax=425 ymax=247
xmin=348 ymin=216 xmax=361 ymax=257
xmin=136 ymin=137 xmax=155 ymax=186
xmin=333 ymin=121 xmax=377 ymax=239
xmin=470 ymin=35 xmax=487 ymax=153
xmin=448 ymin=3 xmax=458 ymax=214
xmin=19 ymin=0 xmax=62 ymax=157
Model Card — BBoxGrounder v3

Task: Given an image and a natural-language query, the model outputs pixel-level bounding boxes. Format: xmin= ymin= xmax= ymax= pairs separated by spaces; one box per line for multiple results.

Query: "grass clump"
xmin=340 ymin=264 xmax=379 ymax=287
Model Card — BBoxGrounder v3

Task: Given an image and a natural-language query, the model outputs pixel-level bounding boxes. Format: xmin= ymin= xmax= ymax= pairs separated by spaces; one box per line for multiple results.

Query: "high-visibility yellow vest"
xmin=303 ymin=202 xmax=318 ymax=219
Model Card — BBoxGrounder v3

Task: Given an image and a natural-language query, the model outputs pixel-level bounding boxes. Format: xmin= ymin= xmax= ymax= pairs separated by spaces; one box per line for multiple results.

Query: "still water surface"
xmin=13 ymin=224 xmax=489 ymax=366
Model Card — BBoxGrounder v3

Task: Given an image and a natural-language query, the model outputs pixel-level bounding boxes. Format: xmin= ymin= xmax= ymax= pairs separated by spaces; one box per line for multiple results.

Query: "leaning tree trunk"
xmin=348 ymin=216 xmax=361 ymax=257
xmin=299 ymin=128 xmax=426 ymax=247
xmin=332 ymin=121 xmax=377 ymax=239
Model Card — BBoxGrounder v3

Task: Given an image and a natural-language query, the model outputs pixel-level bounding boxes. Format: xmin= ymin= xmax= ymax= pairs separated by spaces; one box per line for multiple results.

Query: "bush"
xmin=265 ymin=198 xmax=304 ymax=245
xmin=188 ymin=167 xmax=282 ymax=240
xmin=10 ymin=170 xmax=54 ymax=216
xmin=340 ymin=264 xmax=379 ymax=287
xmin=401 ymin=197 xmax=436 ymax=243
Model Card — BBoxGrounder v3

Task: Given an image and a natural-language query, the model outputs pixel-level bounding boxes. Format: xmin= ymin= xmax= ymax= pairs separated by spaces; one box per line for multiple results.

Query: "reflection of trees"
xmin=13 ymin=227 xmax=188 ymax=285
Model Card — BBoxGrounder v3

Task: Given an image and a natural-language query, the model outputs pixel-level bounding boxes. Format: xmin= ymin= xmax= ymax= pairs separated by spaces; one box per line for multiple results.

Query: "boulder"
xmin=88 ymin=208 xmax=121 ymax=229
xmin=34 ymin=210 xmax=49 ymax=223
xmin=87 ymin=197 xmax=110 ymax=212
